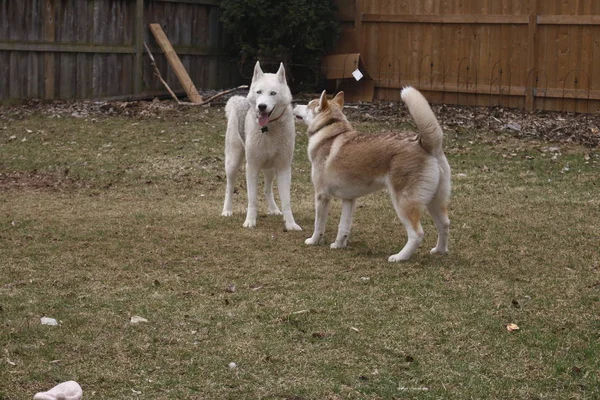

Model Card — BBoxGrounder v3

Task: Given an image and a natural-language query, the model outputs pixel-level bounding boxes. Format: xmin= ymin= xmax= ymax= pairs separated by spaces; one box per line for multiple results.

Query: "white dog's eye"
xmin=257 ymin=90 xmax=262 ymax=94
xmin=270 ymin=91 xmax=276 ymax=96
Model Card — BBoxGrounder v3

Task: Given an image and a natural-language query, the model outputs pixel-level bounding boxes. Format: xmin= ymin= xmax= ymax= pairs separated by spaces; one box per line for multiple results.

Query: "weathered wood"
xmin=538 ymin=15 xmax=600 ymax=25
xmin=525 ymin=0 xmax=538 ymax=111
xmin=0 ymin=0 xmax=233 ymax=103
xmin=149 ymin=22 xmax=203 ymax=102
xmin=134 ymin=0 xmax=144 ymax=94
xmin=0 ymin=41 xmax=224 ymax=56
xmin=43 ymin=0 xmax=55 ymax=100
xmin=362 ymin=14 xmax=530 ymax=24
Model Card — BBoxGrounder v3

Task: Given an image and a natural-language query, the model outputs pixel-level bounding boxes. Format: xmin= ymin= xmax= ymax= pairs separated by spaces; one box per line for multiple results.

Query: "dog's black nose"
xmin=258 ymin=104 xmax=267 ymax=112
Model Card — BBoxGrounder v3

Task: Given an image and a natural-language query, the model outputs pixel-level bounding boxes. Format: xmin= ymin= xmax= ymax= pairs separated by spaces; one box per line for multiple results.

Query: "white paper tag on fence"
xmin=352 ymin=69 xmax=363 ymax=81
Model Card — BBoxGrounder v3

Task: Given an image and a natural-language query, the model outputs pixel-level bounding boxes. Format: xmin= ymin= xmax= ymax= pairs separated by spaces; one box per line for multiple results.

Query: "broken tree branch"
xmin=178 ymin=85 xmax=249 ymax=106
xmin=143 ymin=41 xmax=181 ymax=104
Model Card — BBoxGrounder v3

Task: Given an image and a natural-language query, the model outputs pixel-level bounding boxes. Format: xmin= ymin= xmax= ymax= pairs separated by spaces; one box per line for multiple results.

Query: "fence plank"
xmin=525 ymin=0 xmax=539 ymax=111
xmin=43 ymin=0 xmax=55 ymax=100
xmin=134 ymin=0 xmax=144 ymax=95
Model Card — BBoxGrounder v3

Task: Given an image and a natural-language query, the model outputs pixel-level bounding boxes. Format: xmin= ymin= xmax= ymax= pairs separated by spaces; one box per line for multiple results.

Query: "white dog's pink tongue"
xmin=258 ymin=112 xmax=269 ymax=127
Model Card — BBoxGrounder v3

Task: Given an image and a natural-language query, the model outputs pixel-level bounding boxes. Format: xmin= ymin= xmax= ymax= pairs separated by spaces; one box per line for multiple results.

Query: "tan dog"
xmin=293 ymin=87 xmax=451 ymax=261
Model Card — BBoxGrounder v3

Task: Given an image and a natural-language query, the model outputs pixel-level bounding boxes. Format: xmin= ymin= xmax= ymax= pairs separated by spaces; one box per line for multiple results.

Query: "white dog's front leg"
xmin=331 ymin=199 xmax=357 ymax=249
xmin=264 ymin=169 xmax=282 ymax=215
xmin=243 ymin=164 xmax=260 ymax=228
xmin=305 ymin=193 xmax=330 ymax=245
xmin=276 ymin=167 xmax=302 ymax=231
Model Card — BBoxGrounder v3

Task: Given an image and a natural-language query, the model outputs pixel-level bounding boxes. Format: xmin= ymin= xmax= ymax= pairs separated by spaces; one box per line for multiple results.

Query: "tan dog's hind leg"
xmin=388 ymin=197 xmax=424 ymax=262
xmin=428 ymin=201 xmax=450 ymax=255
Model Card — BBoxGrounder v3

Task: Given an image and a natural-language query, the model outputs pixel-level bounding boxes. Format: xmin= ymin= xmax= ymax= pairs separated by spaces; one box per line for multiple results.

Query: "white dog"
xmin=221 ymin=62 xmax=302 ymax=231
xmin=294 ymin=88 xmax=451 ymax=261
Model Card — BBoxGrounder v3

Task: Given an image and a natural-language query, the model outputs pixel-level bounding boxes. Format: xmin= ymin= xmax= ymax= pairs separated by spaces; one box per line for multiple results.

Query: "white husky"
xmin=221 ymin=61 xmax=302 ymax=231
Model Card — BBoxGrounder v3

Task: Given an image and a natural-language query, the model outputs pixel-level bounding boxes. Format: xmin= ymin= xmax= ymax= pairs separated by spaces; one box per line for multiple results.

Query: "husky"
xmin=221 ymin=61 xmax=302 ymax=231
xmin=293 ymin=87 xmax=451 ymax=261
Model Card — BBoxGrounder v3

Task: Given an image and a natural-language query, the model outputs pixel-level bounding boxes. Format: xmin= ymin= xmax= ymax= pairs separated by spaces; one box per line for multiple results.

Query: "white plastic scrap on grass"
xmin=130 ymin=316 xmax=148 ymax=324
xmin=33 ymin=380 xmax=82 ymax=400
xmin=40 ymin=317 xmax=59 ymax=326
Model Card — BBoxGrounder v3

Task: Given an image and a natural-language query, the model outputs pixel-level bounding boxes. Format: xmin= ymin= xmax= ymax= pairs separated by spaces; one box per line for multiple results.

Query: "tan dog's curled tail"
xmin=401 ymin=87 xmax=443 ymax=156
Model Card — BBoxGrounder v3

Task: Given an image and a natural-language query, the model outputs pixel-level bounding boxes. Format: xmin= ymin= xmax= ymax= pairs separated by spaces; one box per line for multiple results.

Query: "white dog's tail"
xmin=225 ymin=95 xmax=247 ymax=119
xmin=225 ymin=95 xmax=250 ymax=144
xmin=401 ymin=87 xmax=444 ymax=156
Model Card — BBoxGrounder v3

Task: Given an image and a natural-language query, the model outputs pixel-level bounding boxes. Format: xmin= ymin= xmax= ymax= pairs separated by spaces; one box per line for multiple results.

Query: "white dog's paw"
xmin=285 ymin=223 xmax=302 ymax=231
xmin=305 ymin=236 xmax=322 ymax=245
xmin=243 ymin=219 xmax=256 ymax=228
xmin=430 ymin=247 xmax=448 ymax=255
xmin=268 ymin=208 xmax=283 ymax=216
xmin=221 ymin=210 xmax=233 ymax=217
xmin=388 ymin=253 xmax=411 ymax=262
xmin=330 ymin=242 xmax=346 ymax=249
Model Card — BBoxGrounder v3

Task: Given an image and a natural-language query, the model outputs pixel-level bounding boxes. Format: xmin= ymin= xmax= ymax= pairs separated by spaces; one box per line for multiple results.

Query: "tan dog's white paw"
xmin=305 ymin=236 xmax=323 ymax=245
xmin=388 ymin=253 xmax=410 ymax=262
xmin=430 ymin=247 xmax=448 ymax=255
xmin=243 ymin=219 xmax=256 ymax=228
xmin=285 ymin=223 xmax=302 ymax=231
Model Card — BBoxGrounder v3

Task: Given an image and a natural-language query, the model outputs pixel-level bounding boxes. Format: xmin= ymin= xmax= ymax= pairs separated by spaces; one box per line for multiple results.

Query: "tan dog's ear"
xmin=317 ymin=90 xmax=328 ymax=112
xmin=333 ymin=91 xmax=344 ymax=108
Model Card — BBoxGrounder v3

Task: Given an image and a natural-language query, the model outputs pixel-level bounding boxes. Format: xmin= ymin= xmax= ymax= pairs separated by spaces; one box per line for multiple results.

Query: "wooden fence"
xmin=331 ymin=0 xmax=600 ymax=113
xmin=0 ymin=0 xmax=240 ymax=102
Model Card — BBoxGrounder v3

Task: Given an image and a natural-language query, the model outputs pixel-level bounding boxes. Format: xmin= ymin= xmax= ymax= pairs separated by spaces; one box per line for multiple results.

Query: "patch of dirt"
xmin=0 ymin=171 xmax=84 ymax=191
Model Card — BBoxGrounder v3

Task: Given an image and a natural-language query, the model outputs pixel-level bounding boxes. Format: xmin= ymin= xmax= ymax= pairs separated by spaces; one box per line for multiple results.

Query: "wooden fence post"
xmin=134 ymin=0 xmax=144 ymax=95
xmin=44 ymin=0 xmax=55 ymax=100
xmin=525 ymin=0 xmax=539 ymax=111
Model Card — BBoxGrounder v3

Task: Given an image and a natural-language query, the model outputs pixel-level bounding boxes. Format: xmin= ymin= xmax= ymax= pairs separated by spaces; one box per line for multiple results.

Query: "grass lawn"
xmin=1 ymin=100 xmax=599 ymax=399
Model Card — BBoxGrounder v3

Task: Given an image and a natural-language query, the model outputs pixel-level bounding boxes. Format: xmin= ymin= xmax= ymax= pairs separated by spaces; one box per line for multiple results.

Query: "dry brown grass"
xmin=1 ymin=103 xmax=599 ymax=399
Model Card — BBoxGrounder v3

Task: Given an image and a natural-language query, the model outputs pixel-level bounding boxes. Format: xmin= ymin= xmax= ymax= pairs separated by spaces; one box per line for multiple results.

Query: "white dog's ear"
xmin=276 ymin=63 xmax=286 ymax=84
xmin=317 ymin=90 xmax=329 ymax=112
xmin=253 ymin=61 xmax=264 ymax=82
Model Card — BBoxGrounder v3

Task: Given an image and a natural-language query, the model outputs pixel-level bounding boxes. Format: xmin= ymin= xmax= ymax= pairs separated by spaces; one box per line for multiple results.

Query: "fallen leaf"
xmin=506 ymin=323 xmax=520 ymax=332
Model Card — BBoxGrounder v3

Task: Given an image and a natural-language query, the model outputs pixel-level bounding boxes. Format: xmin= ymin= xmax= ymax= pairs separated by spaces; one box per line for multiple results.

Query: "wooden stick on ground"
xmin=144 ymin=41 xmax=248 ymax=106
xmin=143 ymin=41 xmax=181 ymax=104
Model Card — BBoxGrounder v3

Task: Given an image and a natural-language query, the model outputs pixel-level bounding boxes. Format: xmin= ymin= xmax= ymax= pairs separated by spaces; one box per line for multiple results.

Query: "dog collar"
xmin=260 ymin=107 xmax=287 ymax=133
